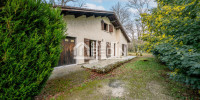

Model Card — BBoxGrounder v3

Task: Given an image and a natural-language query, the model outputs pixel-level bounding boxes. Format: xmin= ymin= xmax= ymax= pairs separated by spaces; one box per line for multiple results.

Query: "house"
xmin=55 ymin=6 xmax=131 ymax=66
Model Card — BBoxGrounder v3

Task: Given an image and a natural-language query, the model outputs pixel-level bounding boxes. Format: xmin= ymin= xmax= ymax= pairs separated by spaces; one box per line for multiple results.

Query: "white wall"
xmin=63 ymin=15 xmax=128 ymax=64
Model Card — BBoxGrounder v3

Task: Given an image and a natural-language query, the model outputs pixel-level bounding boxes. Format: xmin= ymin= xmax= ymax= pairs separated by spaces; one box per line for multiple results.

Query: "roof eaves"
xmin=54 ymin=5 xmax=131 ymax=43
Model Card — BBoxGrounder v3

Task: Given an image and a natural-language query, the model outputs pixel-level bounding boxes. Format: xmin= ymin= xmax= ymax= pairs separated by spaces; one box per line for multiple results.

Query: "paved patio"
xmin=49 ymin=64 xmax=84 ymax=80
xmin=82 ymin=56 xmax=136 ymax=69
xmin=49 ymin=56 xmax=136 ymax=80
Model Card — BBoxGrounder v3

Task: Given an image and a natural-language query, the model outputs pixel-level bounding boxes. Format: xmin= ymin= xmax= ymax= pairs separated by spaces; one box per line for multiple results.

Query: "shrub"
xmin=0 ymin=0 xmax=65 ymax=99
xmin=141 ymin=0 xmax=200 ymax=89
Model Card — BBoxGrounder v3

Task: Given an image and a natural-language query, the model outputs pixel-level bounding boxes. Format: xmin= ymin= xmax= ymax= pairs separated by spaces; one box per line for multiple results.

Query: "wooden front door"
xmin=58 ymin=37 xmax=76 ymax=66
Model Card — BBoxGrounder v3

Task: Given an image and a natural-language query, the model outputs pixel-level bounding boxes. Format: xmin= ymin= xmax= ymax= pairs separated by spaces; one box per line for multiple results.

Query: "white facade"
xmin=63 ymin=15 xmax=129 ymax=64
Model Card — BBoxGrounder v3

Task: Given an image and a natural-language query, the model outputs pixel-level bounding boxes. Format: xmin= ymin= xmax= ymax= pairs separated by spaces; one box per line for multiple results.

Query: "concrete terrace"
xmin=49 ymin=56 xmax=136 ymax=80
xmin=82 ymin=56 xmax=136 ymax=69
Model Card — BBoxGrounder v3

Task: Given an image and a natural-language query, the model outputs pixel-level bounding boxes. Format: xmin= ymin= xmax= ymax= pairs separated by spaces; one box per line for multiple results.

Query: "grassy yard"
xmin=36 ymin=54 xmax=198 ymax=100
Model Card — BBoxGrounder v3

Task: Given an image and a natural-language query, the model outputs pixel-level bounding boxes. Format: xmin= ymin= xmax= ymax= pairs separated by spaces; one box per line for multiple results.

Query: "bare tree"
xmin=110 ymin=2 xmax=131 ymax=26
xmin=75 ymin=0 xmax=86 ymax=8
xmin=50 ymin=0 xmax=86 ymax=7
xmin=111 ymin=2 xmax=135 ymax=39
xmin=125 ymin=20 xmax=135 ymax=40
xmin=127 ymin=0 xmax=151 ymax=15
xmin=58 ymin=0 xmax=77 ymax=6
xmin=111 ymin=2 xmax=137 ymax=52
xmin=125 ymin=0 xmax=152 ymax=54
xmin=127 ymin=0 xmax=151 ymax=39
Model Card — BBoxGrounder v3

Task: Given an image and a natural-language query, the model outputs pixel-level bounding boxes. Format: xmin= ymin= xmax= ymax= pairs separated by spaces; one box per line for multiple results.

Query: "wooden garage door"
xmin=58 ymin=37 xmax=76 ymax=66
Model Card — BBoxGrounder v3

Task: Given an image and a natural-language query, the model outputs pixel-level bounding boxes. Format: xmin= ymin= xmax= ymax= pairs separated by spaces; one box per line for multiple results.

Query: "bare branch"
xmin=126 ymin=0 xmax=152 ymax=39
xmin=110 ymin=2 xmax=130 ymax=26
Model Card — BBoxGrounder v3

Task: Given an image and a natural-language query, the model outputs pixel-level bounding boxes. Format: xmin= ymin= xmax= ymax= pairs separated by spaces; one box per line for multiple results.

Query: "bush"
xmin=0 ymin=0 xmax=65 ymax=99
xmin=0 ymin=0 xmax=6 ymax=7
xmin=141 ymin=0 xmax=200 ymax=89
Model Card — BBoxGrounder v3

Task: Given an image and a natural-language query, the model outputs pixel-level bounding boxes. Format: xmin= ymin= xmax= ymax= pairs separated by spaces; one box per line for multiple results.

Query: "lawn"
xmin=35 ymin=54 xmax=198 ymax=100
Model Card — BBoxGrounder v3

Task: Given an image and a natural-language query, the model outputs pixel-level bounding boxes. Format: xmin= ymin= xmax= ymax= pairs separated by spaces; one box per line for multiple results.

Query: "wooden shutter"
xmin=122 ymin=44 xmax=124 ymax=56
xmin=101 ymin=20 xmax=104 ymax=30
xmin=94 ymin=41 xmax=96 ymax=59
xmin=84 ymin=38 xmax=90 ymax=62
xmin=106 ymin=42 xmax=111 ymax=58
xmin=98 ymin=41 xmax=101 ymax=60
xmin=106 ymin=42 xmax=108 ymax=58
xmin=109 ymin=25 xmax=113 ymax=32
xmin=106 ymin=24 xmax=108 ymax=31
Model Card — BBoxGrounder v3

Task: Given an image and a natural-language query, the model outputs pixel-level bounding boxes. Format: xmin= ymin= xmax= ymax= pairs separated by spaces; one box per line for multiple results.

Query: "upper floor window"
xmin=101 ymin=20 xmax=107 ymax=31
xmin=104 ymin=23 xmax=108 ymax=31
xmin=101 ymin=20 xmax=113 ymax=33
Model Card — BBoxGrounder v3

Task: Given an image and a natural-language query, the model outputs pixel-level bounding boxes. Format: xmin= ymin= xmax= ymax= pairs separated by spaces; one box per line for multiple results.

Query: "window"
xmin=104 ymin=23 xmax=108 ymax=31
xmin=101 ymin=20 xmax=113 ymax=32
xmin=89 ymin=40 xmax=96 ymax=57
xmin=101 ymin=20 xmax=108 ymax=31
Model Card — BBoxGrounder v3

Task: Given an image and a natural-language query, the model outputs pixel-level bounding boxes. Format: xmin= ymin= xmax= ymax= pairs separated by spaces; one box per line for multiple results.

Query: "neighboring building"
xmin=55 ymin=6 xmax=130 ymax=66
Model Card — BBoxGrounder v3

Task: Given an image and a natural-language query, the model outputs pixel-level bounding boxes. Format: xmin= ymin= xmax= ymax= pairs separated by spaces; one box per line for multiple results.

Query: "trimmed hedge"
xmin=0 ymin=0 xmax=65 ymax=99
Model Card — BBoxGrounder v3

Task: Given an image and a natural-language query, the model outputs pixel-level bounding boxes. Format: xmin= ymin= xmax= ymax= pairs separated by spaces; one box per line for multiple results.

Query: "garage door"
xmin=58 ymin=37 xmax=76 ymax=66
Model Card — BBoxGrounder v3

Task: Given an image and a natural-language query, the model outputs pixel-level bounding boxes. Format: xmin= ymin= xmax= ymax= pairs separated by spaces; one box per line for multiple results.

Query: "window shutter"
xmin=101 ymin=20 xmax=104 ymax=30
xmin=109 ymin=25 xmax=113 ymax=32
xmin=106 ymin=24 xmax=108 ymax=31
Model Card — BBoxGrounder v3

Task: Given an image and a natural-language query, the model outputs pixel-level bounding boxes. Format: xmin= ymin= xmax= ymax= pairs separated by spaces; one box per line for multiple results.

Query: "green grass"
xmin=36 ymin=70 xmax=91 ymax=99
xmin=117 ymin=57 xmax=167 ymax=99
xmin=36 ymin=56 xmax=198 ymax=100
xmin=123 ymin=57 xmax=196 ymax=99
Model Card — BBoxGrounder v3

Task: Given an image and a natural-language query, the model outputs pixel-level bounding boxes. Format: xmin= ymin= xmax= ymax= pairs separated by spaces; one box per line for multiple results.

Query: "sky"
xmin=81 ymin=0 xmax=157 ymax=12
xmin=83 ymin=0 xmax=128 ymax=10
xmin=55 ymin=0 xmax=157 ymax=15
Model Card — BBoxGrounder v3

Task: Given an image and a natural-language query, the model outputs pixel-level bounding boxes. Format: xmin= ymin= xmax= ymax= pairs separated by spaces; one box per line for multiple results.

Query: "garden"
xmin=0 ymin=0 xmax=199 ymax=99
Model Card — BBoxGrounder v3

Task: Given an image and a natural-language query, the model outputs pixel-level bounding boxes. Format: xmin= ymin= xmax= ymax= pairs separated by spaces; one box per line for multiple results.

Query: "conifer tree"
xmin=0 ymin=0 xmax=66 ymax=99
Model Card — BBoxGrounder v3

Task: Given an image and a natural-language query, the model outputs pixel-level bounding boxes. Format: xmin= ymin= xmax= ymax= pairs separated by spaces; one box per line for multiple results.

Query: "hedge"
xmin=141 ymin=0 xmax=200 ymax=89
xmin=0 ymin=0 xmax=65 ymax=99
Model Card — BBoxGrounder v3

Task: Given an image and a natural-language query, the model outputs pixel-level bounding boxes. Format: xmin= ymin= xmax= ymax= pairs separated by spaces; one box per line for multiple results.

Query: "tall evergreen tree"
xmin=0 ymin=0 xmax=66 ymax=99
